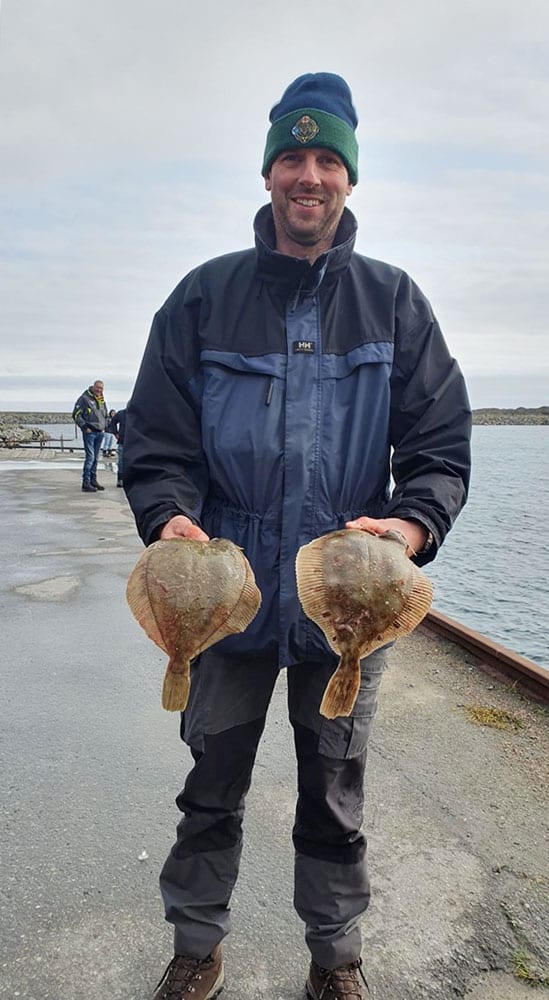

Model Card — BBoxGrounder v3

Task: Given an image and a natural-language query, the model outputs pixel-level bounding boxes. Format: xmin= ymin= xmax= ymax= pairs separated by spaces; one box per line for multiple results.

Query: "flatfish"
xmin=126 ymin=537 xmax=261 ymax=711
xmin=296 ymin=529 xmax=433 ymax=719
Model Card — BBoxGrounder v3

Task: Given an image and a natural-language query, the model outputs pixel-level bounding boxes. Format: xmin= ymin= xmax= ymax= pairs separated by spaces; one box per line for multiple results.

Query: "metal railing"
xmin=422 ymin=609 xmax=549 ymax=702
xmin=0 ymin=435 xmax=84 ymax=451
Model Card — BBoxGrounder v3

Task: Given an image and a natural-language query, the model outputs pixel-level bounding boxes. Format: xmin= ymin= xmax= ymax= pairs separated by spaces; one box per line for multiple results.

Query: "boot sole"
xmin=205 ymin=967 xmax=225 ymax=998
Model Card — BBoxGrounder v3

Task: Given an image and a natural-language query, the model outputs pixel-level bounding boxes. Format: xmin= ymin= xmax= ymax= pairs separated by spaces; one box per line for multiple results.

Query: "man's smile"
xmin=292 ymin=197 xmax=324 ymax=208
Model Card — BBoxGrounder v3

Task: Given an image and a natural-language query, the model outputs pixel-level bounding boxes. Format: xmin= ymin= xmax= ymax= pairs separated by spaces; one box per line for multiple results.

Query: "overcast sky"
xmin=1 ymin=0 xmax=548 ymax=411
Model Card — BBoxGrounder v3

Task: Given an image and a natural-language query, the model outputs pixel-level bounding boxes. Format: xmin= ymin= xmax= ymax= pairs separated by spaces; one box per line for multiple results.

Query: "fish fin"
xmin=320 ymin=652 xmax=361 ymax=719
xmin=396 ymin=575 xmax=433 ymax=631
xmin=126 ymin=557 xmax=168 ymax=653
xmin=161 ymin=657 xmax=191 ymax=712
xmin=295 ymin=544 xmax=340 ymax=654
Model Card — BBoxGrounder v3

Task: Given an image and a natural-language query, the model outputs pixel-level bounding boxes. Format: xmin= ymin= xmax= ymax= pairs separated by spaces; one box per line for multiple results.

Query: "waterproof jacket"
xmin=72 ymin=388 xmax=108 ymax=433
xmin=110 ymin=408 xmax=126 ymax=444
xmin=124 ymin=206 xmax=471 ymax=668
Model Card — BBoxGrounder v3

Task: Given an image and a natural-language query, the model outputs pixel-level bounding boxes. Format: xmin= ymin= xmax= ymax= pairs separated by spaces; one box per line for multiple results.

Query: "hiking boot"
xmin=152 ymin=945 xmax=224 ymax=1000
xmin=91 ymin=480 xmax=105 ymax=491
xmin=306 ymin=957 xmax=369 ymax=999
xmin=82 ymin=482 xmax=97 ymax=492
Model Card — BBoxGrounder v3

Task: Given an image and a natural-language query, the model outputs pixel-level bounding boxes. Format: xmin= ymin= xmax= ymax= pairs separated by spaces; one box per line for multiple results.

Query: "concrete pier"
xmin=0 ymin=462 xmax=547 ymax=999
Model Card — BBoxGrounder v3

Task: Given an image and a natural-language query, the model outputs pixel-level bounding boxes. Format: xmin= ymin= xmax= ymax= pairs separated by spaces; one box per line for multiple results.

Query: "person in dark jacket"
xmin=72 ymin=379 xmax=108 ymax=492
xmin=124 ymin=73 xmax=471 ymax=1000
xmin=110 ymin=407 xmax=126 ymax=487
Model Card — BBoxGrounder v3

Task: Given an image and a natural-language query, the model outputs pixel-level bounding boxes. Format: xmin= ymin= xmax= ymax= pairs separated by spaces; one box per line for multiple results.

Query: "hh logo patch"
xmin=293 ymin=340 xmax=315 ymax=354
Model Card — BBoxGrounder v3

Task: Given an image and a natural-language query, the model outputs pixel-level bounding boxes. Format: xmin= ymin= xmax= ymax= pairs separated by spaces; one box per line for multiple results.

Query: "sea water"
xmin=424 ymin=425 xmax=548 ymax=670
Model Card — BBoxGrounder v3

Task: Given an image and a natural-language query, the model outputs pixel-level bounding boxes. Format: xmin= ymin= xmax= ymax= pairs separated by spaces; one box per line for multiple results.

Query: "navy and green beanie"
xmin=262 ymin=72 xmax=359 ymax=185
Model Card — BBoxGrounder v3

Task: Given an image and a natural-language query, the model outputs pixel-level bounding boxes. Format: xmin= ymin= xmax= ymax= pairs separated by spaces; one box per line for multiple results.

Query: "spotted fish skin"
xmin=296 ymin=529 xmax=433 ymax=718
xmin=126 ymin=537 xmax=261 ymax=711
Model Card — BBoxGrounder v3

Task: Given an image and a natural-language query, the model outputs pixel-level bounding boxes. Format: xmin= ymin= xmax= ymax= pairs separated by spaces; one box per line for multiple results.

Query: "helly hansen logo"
xmin=293 ymin=340 xmax=315 ymax=354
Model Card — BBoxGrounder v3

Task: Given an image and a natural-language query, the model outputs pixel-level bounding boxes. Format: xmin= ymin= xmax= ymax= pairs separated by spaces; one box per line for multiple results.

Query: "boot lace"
xmin=316 ymin=958 xmax=370 ymax=998
xmin=156 ymin=953 xmax=215 ymax=998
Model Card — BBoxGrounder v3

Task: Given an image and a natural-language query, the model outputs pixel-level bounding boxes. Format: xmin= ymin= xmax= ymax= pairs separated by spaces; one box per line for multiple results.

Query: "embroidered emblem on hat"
xmin=291 ymin=115 xmax=319 ymax=144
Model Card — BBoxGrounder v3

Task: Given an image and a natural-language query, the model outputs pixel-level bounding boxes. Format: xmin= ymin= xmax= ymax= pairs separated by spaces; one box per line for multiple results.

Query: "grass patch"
xmin=511 ymin=949 xmax=549 ymax=988
xmin=465 ymin=705 xmax=523 ymax=731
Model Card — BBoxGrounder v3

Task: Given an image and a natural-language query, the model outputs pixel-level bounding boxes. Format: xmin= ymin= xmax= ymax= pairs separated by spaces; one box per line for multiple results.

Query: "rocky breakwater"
xmin=472 ymin=406 xmax=549 ymax=425
xmin=0 ymin=411 xmax=57 ymax=448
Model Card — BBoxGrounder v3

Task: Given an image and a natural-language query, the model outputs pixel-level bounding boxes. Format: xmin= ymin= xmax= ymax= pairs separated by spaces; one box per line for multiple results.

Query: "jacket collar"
xmin=254 ymin=204 xmax=357 ymax=288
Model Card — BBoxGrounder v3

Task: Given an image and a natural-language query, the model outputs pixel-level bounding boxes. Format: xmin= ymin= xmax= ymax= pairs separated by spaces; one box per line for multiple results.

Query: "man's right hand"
xmin=159 ymin=515 xmax=209 ymax=542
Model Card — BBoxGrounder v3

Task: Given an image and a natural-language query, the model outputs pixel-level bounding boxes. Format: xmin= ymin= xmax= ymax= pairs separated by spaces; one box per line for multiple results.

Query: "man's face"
xmin=265 ymin=147 xmax=353 ymax=260
xmin=92 ymin=381 xmax=104 ymax=397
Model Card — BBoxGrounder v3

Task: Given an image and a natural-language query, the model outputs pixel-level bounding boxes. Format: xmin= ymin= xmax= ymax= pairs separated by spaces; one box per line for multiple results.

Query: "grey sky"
xmin=1 ymin=0 xmax=548 ymax=411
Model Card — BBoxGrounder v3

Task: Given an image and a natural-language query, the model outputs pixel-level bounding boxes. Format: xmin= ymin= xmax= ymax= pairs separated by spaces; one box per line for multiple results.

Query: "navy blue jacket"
xmin=124 ymin=206 xmax=471 ymax=667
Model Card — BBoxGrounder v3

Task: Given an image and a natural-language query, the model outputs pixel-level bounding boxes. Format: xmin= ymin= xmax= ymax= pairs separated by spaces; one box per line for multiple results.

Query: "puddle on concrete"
xmin=15 ymin=576 xmax=80 ymax=600
xmin=39 ymin=546 xmax=130 ymax=556
xmin=0 ymin=461 xmax=82 ymax=470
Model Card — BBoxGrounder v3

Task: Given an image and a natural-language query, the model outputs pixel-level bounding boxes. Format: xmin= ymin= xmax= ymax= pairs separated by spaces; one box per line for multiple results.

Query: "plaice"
xmin=126 ymin=537 xmax=261 ymax=711
xmin=296 ymin=529 xmax=433 ymax=718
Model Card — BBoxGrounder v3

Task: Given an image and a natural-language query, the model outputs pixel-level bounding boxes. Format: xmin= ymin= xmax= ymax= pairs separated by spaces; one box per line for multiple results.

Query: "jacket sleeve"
xmin=72 ymin=394 xmax=88 ymax=430
xmin=384 ymin=275 xmax=472 ymax=566
xmin=124 ymin=285 xmax=210 ymax=546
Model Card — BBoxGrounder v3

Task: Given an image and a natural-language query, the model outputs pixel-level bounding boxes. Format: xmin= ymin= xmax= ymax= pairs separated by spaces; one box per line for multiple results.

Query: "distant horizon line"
xmin=1 ymin=405 xmax=548 ymax=415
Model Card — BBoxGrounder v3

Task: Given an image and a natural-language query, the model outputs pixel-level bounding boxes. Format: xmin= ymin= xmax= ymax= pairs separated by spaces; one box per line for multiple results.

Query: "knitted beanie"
xmin=262 ymin=72 xmax=359 ymax=184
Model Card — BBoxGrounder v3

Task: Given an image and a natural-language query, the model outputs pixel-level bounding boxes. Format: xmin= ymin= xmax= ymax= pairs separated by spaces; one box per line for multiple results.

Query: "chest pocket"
xmin=200 ymin=350 xmax=287 ymax=513
xmin=317 ymin=343 xmax=394 ymax=514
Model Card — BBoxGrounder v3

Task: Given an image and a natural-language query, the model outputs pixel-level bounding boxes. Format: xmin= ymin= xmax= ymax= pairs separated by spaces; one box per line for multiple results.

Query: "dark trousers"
xmin=159 ymin=648 xmax=386 ymax=968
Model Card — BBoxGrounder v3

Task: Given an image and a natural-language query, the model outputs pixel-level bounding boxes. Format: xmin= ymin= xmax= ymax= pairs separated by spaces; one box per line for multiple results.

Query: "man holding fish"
xmin=124 ymin=73 xmax=471 ymax=1000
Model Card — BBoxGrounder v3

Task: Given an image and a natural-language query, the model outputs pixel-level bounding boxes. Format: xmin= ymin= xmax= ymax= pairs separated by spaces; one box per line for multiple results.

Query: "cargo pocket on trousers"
xmin=318 ymin=649 xmax=387 ymax=759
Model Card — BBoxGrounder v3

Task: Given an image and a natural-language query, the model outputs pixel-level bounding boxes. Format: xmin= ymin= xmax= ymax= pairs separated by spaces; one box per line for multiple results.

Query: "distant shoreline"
xmin=1 ymin=406 xmax=549 ymax=433
xmin=470 ymin=406 xmax=549 ymax=425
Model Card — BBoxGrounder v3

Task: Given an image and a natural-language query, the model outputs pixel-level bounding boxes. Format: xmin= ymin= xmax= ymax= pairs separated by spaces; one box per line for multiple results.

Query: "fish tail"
xmin=319 ymin=652 xmax=361 ymax=719
xmin=161 ymin=656 xmax=191 ymax=712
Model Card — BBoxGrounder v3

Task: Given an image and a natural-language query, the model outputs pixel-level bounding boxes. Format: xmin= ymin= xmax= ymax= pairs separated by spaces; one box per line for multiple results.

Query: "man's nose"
xmin=297 ymin=154 xmax=321 ymax=186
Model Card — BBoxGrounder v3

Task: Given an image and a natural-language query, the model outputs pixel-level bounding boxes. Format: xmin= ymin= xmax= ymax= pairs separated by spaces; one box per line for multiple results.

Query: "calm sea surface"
xmin=423 ymin=425 xmax=548 ymax=670
xmin=19 ymin=422 xmax=549 ymax=671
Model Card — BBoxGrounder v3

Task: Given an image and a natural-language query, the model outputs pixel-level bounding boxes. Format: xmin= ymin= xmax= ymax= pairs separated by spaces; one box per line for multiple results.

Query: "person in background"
xmin=102 ymin=409 xmax=118 ymax=456
xmin=72 ymin=379 xmax=108 ymax=492
xmin=124 ymin=72 xmax=471 ymax=1000
xmin=111 ymin=407 xmax=126 ymax=488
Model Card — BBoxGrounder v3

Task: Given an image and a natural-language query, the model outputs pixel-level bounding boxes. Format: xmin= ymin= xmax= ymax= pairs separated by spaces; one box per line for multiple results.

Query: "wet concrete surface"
xmin=0 ymin=464 xmax=547 ymax=999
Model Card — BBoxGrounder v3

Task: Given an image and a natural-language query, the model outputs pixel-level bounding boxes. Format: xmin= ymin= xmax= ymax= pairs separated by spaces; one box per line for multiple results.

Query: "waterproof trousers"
xmin=159 ymin=648 xmax=386 ymax=969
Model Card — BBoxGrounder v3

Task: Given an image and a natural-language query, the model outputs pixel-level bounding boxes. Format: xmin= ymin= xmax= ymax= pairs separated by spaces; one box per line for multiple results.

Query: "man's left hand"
xmin=345 ymin=515 xmax=428 ymax=557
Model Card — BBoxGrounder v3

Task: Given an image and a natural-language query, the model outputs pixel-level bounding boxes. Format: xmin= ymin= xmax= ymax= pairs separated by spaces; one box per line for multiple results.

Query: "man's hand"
xmin=159 ymin=515 xmax=209 ymax=542
xmin=345 ymin=515 xmax=427 ymax=557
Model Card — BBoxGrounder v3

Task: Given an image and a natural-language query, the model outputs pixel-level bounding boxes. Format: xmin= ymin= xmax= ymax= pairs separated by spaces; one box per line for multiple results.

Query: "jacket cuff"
xmin=383 ymin=508 xmax=441 ymax=566
xmin=141 ymin=508 xmax=201 ymax=547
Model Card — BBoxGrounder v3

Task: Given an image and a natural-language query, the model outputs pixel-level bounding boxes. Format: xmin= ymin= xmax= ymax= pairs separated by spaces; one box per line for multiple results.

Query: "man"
xmin=124 ymin=73 xmax=471 ymax=1000
xmin=72 ymin=379 xmax=108 ymax=492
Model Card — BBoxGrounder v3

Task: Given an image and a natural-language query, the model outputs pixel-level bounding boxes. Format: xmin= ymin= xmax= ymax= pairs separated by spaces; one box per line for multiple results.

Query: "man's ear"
xmin=346 ymin=181 xmax=353 ymax=197
xmin=264 ymin=172 xmax=272 ymax=192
